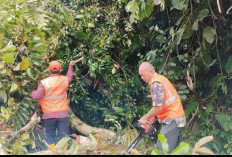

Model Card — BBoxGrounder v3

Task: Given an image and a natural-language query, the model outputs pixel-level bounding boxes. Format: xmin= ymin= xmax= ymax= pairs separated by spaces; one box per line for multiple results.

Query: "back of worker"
xmin=30 ymin=60 xmax=79 ymax=149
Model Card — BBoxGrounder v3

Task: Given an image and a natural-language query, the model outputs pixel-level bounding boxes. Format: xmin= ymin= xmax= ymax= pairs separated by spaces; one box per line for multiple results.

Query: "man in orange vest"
xmin=30 ymin=60 xmax=79 ymax=149
xmin=138 ymin=62 xmax=186 ymax=153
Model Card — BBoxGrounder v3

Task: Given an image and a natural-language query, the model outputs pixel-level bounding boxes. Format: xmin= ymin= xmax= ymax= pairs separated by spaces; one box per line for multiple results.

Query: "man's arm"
xmin=30 ymin=83 xmax=45 ymax=100
xmin=66 ymin=64 xmax=74 ymax=83
xmin=138 ymin=82 xmax=164 ymax=125
xmin=138 ymin=106 xmax=162 ymax=124
xmin=66 ymin=59 xmax=83 ymax=83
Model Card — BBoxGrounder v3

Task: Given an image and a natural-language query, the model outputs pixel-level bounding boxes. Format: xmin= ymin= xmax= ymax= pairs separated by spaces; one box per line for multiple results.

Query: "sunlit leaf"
xmin=112 ymin=67 xmax=116 ymax=74
xmin=2 ymin=54 xmax=14 ymax=64
xmin=171 ymin=0 xmax=188 ymax=10
xmin=126 ymin=1 xmax=139 ymax=18
xmin=157 ymin=134 xmax=168 ymax=154
xmin=13 ymin=63 xmax=21 ymax=71
xmin=7 ymin=97 xmax=14 ymax=106
xmin=151 ymin=149 xmax=162 ymax=155
xmin=89 ymin=133 xmax=98 ymax=148
xmin=171 ymin=0 xmax=181 ymax=10
xmin=20 ymin=133 xmax=30 ymax=141
xmin=26 ymin=68 xmax=35 ymax=80
xmin=0 ymin=45 xmax=16 ymax=53
xmin=76 ymin=14 xmax=84 ymax=19
xmin=9 ymin=83 xmax=20 ymax=94
xmin=192 ymin=20 xmax=198 ymax=31
xmin=170 ymin=142 xmax=190 ymax=155
xmin=69 ymin=140 xmax=78 ymax=154
xmin=54 ymin=136 xmax=70 ymax=150
xmin=0 ymin=61 xmax=5 ymax=69
xmin=20 ymin=58 xmax=31 ymax=70
xmin=0 ymin=90 xmax=7 ymax=103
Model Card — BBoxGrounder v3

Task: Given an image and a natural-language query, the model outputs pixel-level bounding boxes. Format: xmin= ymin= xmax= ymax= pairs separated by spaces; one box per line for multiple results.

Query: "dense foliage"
xmin=0 ymin=0 xmax=232 ymax=155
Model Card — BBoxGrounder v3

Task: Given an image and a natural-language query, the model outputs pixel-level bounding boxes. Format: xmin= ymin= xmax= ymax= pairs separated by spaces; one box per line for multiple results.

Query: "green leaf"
xmin=180 ymin=94 xmax=187 ymax=100
xmin=0 ymin=61 xmax=5 ymax=69
xmin=182 ymin=25 xmax=193 ymax=39
xmin=138 ymin=1 xmax=154 ymax=20
xmin=215 ymin=113 xmax=232 ymax=131
xmin=54 ymin=136 xmax=70 ymax=150
xmin=26 ymin=68 xmax=35 ymax=80
xmin=89 ymin=133 xmax=98 ymax=148
xmin=176 ymin=28 xmax=185 ymax=45
xmin=0 ymin=45 xmax=16 ymax=53
xmin=170 ymin=142 xmax=190 ymax=155
xmin=203 ymin=27 xmax=216 ymax=44
xmin=168 ymin=62 xmax=176 ymax=67
xmin=225 ymin=55 xmax=232 ymax=74
xmin=198 ymin=9 xmax=209 ymax=21
xmin=171 ymin=0 xmax=182 ymax=10
xmin=0 ymin=90 xmax=7 ymax=103
xmin=158 ymin=134 xmax=169 ymax=154
xmin=179 ymin=85 xmax=187 ymax=90
xmin=76 ymin=14 xmax=84 ymax=19
xmin=125 ymin=1 xmax=139 ymax=18
xmin=113 ymin=106 xmax=125 ymax=116
xmin=9 ymin=83 xmax=20 ymax=94
xmin=171 ymin=0 xmax=188 ymax=10
xmin=20 ymin=58 xmax=31 ymax=70
xmin=69 ymin=140 xmax=78 ymax=154
xmin=192 ymin=20 xmax=198 ymax=31
xmin=2 ymin=54 xmax=14 ymax=64
xmin=20 ymin=133 xmax=30 ymax=141
xmin=151 ymin=149 xmax=163 ymax=155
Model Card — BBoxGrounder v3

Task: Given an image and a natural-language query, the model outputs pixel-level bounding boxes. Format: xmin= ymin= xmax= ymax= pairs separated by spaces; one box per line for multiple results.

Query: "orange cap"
xmin=49 ymin=61 xmax=61 ymax=71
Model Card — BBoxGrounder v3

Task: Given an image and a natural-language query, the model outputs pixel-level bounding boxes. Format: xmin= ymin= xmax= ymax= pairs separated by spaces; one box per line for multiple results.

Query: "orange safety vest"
xmin=149 ymin=73 xmax=185 ymax=121
xmin=40 ymin=75 xmax=69 ymax=113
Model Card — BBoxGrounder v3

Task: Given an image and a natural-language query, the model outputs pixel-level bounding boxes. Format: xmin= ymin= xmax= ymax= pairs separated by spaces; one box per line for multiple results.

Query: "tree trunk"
xmin=68 ymin=109 xmax=116 ymax=140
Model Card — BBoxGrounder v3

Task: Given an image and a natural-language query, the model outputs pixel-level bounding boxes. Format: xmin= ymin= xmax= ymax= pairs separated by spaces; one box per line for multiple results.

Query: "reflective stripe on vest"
xmin=164 ymin=93 xmax=178 ymax=105
xmin=43 ymin=93 xmax=67 ymax=100
xmin=154 ymin=77 xmax=179 ymax=105
xmin=43 ymin=80 xmax=50 ymax=94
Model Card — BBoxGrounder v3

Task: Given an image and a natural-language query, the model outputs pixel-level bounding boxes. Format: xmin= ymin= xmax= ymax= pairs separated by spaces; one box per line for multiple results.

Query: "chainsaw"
xmin=125 ymin=116 xmax=160 ymax=154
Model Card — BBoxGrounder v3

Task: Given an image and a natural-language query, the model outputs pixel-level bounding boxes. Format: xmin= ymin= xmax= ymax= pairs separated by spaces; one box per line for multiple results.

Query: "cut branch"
xmin=8 ymin=112 xmax=40 ymax=148
xmin=69 ymin=109 xmax=116 ymax=140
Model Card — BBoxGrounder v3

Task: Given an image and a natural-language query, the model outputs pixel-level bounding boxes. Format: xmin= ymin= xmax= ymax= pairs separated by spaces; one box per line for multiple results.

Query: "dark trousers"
xmin=156 ymin=120 xmax=182 ymax=153
xmin=43 ymin=117 xmax=69 ymax=145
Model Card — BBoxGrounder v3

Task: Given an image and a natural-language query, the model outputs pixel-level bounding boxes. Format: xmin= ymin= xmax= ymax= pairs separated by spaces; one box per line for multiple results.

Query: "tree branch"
xmin=217 ymin=0 xmax=222 ymax=13
xmin=8 ymin=112 xmax=40 ymax=148
xmin=69 ymin=109 xmax=116 ymax=140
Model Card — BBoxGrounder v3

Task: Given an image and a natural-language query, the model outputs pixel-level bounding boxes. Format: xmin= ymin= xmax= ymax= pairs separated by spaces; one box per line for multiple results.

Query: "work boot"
xmin=48 ymin=143 xmax=55 ymax=150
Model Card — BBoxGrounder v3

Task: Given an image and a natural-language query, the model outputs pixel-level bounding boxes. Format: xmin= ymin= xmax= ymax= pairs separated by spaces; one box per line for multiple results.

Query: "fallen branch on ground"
xmin=69 ymin=109 xmax=116 ymax=140
xmin=8 ymin=112 xmax=40 ymax=149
